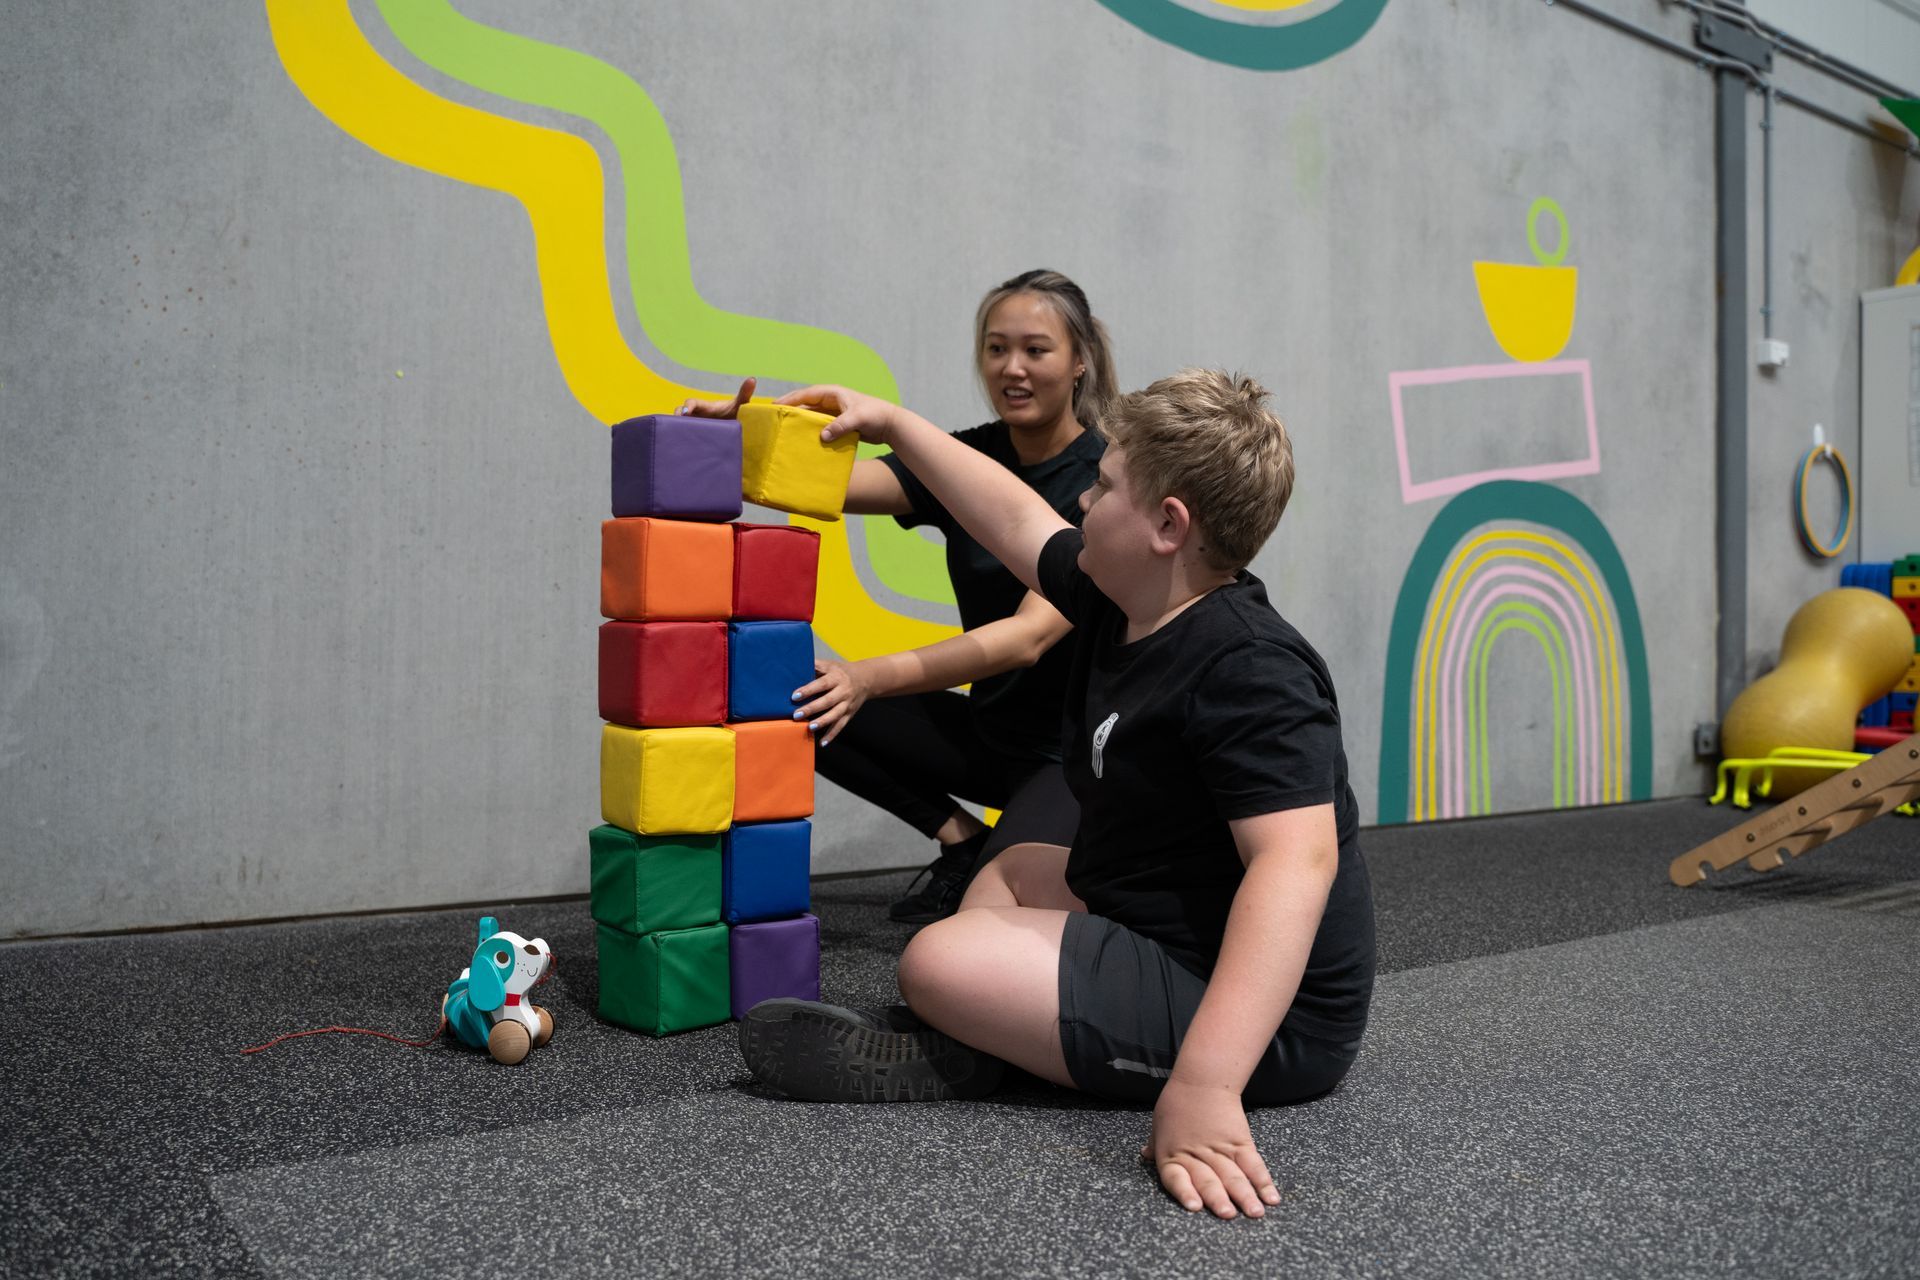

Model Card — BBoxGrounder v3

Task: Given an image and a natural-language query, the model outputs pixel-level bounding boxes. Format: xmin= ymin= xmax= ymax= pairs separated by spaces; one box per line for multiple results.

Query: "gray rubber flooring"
xmin=4 ymin=797 xmax=1916 ymax=1278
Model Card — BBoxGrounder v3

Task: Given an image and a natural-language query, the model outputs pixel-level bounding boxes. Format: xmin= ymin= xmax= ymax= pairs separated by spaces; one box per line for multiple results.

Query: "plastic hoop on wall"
xmin=1793 ymin=443 xmax=1854 ymax=558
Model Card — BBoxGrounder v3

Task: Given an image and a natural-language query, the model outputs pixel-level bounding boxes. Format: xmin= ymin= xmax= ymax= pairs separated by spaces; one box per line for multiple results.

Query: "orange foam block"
xmin=732 ymin=719 xmax=815 ymax=822
xmin=601 ymin=518 xmax=734 ymax=621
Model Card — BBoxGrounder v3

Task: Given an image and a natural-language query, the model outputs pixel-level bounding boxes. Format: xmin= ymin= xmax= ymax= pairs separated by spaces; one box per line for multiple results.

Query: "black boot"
xmin=887 ymin=830 xmax=989 ymax=924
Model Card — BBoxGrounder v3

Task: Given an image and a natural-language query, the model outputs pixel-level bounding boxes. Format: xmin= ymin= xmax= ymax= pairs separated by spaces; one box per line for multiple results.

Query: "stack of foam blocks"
xmin=1844 ymin=555 xmax=1920 ymax=733
xmin=590 ymin=403 xmax=857 ymax=1035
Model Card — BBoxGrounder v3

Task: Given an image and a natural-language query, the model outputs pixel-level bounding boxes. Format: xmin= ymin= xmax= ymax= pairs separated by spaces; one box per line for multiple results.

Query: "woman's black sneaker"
xmin=887 ymin=831 xmax=988 ymax=924
xmin=738 ymin=998 xmax=1005 ymax=1102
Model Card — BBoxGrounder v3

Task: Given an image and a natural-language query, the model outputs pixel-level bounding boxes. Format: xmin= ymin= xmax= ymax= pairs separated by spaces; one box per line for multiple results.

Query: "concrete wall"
xmin=2 ymin=0 xmax=1913 ymax=937
xmin=1749 ymin=0 xmax=1920 ymax=92
xmin=1741 ymin=31 xmax=1920 ymax=676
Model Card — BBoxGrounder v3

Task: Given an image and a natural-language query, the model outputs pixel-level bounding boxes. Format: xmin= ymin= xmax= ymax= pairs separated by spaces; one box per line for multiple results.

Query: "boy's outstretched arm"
xmin=778 ymin=385 xmax=1071 ymax=596
xmin=1148 ymin=805 xmax=1339 ymax=1220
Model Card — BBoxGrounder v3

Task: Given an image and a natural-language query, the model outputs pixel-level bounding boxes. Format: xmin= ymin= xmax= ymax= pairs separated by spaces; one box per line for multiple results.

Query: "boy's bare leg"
xmin=902 ymin=842 xmax=1086 ymax=1087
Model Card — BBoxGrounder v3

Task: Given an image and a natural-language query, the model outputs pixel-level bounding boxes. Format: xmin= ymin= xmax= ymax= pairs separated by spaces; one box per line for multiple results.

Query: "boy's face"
xmin=1076 ymin=446 xmax=1160 ymax=588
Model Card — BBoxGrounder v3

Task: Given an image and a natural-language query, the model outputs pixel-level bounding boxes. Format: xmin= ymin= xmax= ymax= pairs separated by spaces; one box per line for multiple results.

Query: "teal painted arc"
xmin=1377 ymin=481 xmax=1652 ymax=825
xmin=1093 ymin=0 xmax=1390 ymax=72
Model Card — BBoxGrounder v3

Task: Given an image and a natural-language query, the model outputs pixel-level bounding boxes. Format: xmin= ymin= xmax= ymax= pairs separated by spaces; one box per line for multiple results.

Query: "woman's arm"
xmin=844 ymin=457 xmax=913 ymax=517
xmin=793 ymin=591 xmax=1073 ymax=744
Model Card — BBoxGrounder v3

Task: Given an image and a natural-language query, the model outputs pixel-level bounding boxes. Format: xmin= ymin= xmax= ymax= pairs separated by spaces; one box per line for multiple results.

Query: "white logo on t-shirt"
xmin=1092 ymin=712 xmax=1118 ymax=779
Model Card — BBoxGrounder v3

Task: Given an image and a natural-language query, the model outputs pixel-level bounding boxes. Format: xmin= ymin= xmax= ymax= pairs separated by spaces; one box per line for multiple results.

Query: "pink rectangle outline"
xmin=1390 ymin=359 xmax=1599 ymax=504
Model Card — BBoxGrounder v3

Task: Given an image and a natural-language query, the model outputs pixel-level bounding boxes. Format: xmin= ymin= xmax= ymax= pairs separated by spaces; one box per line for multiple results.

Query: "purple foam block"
xmin=611 ymin=415 xmax=744 ymax=521
xmin=729 ymin=913 xmax=821 ymax=1019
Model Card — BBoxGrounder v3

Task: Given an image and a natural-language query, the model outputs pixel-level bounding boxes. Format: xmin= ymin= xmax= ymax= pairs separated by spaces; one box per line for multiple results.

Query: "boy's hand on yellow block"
xmin=677 ymin=377 xmax=755 ymax=419
xmin=1145 ymin=1078 xmax=1281 ymax=1220
xmin=778 ymin=384 xmax=894 ymax=446
xmin=790 ymin=658 xmax=871 ymax=747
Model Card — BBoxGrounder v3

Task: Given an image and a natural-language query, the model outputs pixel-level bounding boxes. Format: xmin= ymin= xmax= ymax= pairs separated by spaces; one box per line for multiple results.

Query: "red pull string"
xmin=241 ymin=1020 xmax=445 ymax=1055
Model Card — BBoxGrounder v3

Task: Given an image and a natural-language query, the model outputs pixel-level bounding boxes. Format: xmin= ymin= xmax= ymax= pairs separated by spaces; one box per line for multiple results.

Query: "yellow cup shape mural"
xmin=1474 ymin=198 xmax=1579 ymax=364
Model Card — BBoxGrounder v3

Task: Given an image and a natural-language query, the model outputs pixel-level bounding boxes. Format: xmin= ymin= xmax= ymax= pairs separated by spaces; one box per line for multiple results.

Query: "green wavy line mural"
xmin=1094 ymin=0 xmax=1391 ymax=71
xmin=374 ymin=0 xmax=953 ymax=607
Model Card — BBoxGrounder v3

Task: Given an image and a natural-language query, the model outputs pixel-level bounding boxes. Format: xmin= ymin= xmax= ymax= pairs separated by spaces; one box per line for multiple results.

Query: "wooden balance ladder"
xmin=1670 ymin=733 xmax=1920 ymax=886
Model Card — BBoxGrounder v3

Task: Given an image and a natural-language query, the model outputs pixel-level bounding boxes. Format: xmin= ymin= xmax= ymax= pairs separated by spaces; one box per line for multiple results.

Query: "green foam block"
xmin=589 ymin=825 xmax=722 ymax=935
xmin=596 ymin=921 xmax=730 ymax=1036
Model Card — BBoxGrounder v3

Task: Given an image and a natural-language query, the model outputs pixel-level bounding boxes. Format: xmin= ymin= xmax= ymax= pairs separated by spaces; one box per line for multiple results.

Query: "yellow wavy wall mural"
xmin=263 ymin=0 xmax=959 ymax=659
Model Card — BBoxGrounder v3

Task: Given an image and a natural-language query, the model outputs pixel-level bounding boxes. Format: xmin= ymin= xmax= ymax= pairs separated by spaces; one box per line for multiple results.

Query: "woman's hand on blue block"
xmin=791 ymin=658 xmax=871 ymax=747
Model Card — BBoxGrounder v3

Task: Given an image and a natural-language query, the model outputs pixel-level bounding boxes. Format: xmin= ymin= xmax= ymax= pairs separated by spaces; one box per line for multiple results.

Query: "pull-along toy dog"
xmin=441 ymin=916 xmax=556 ymax=1064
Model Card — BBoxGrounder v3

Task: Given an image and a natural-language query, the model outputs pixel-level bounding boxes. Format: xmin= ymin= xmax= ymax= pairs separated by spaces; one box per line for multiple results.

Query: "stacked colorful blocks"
xmin=1843 ymin=555 xmax=1920 ymax=731
xmin=591 ymin=406 xmax=853 ymax=1035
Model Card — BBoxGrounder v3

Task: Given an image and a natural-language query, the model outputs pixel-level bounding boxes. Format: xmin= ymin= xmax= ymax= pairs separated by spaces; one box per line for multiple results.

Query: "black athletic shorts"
xmin=1056 ymin=912 xmax=1362 ymax=1107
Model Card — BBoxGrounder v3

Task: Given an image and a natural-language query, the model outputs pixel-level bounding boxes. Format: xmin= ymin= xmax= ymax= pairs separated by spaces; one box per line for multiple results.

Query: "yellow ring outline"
xmin=1794 ymin=443 xmax=1854 ymax=559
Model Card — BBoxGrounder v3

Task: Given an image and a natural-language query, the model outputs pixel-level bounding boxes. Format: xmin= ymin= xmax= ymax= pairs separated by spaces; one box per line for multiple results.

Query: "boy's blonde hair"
xmin=1098 ymin=369 xmax=1294 ymax=573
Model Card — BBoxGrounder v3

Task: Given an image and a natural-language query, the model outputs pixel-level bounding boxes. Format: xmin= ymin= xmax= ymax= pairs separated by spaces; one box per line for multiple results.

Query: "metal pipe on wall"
xmin=1762 ymin=83 xmax=1774 ymax=341
xmin=1673 ymin=0 xmax=1920 ymax=104
xmin=1714 ymin=7 xmax=1752 ymax=720
xmin=1547 ymin=0 xmax=1920 ymax=154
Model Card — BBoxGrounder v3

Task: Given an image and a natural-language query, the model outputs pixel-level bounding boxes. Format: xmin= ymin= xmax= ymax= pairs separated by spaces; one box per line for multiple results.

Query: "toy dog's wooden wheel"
xmin=533 ymin=1007 xmax=554 ymax=1048
xmin=488 ymin=1019 xmax=532 ymax=1065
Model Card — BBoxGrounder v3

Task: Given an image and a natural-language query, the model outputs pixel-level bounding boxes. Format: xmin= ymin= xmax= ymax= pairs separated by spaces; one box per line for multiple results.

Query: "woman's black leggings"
xmin=815 ymin=690 xmax=1079 ymax=872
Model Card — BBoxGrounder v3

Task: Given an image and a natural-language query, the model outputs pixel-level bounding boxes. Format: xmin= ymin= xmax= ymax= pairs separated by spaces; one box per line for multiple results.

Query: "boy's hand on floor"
xmin=791 ymin=659 xmax=871 ymax=746
xmin=777 ymin=384 xmax=899 ymax=446
xmin=677 ymin=376 xmax=755 ymax=418
xmin=1145 ymin=1079 xmax=1281 ymax=1220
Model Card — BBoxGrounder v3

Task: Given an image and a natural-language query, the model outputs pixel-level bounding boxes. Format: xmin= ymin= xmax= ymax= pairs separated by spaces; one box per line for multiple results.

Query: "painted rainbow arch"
xmin=1094 ymin=0 xmax=1390 ymax=71
xmin=1377 ymin=481 xmax=1651 ymax=824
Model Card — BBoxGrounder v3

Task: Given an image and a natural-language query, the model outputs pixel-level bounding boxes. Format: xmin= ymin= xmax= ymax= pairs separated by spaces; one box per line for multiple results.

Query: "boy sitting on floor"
xmin=740 ymin=370 xmax=1375 ymax=1221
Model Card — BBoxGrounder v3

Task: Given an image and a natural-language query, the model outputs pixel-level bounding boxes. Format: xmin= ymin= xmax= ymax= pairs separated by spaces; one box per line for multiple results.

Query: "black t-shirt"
xmin=1036 ymin=528 xmax=1375 ymax=1042
xmin=880 ymin=422 xmax=1105 ymax=762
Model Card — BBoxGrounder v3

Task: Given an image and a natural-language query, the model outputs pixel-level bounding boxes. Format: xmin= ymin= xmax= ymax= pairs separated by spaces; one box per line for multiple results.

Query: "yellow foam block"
xmin=739 ymin=403 xmax=858 ymax=521
xmin=601 ymin=725 xmax=734 ymax=835
xmin=1894 ymin=576 xmax=1920 ymax=599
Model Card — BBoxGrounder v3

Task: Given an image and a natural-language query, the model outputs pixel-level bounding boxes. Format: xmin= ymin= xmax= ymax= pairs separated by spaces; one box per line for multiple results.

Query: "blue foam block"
xmin=727 ymin=621 xmax=815 ymax=721
xmin=1861 ymin=697 xmax=1890 ymax=728
xmin=723 ymin=819 xmax=811 ymax=925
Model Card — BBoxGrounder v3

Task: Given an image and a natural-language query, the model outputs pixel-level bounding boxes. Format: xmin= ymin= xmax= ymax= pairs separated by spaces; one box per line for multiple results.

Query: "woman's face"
xmin=980 ymin=293 xmax=1084 ymax=433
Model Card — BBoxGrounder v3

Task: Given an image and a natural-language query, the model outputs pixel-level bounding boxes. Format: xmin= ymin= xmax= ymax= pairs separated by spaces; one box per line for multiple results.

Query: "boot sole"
xmin=739 ymin=999 xmax=1001 ymax=1103
xmin=886 ymin=900 xmax=955 ymax=925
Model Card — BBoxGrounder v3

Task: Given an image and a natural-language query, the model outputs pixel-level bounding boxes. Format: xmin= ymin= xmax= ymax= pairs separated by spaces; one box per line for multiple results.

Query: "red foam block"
xmin=599 ymin=621 xmax=728 ymax=728
xmin=732 ymin=523 xmax=820 ymax=622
